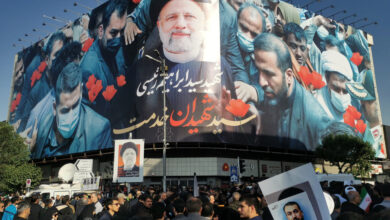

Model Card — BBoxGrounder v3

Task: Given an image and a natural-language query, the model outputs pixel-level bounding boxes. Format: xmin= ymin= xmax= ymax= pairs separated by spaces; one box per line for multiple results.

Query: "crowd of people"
xmin=1 ymin=181 xmax=390 ymax=220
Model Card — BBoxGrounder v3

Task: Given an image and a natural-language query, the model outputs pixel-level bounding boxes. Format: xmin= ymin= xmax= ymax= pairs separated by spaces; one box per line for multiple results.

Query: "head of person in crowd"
xmin=238 ymin=194 xmax=260 ymax=219
xmin=283 ymin=23 xmax=308 ymax=66
xmin=172 ymin=198 xmax=186 ymax=216
xmin=321 ymin=50 xmax=353 ymax=113
xmin=228 ymin=0 xmax=245 ymax=11
xmin=44 ymin=198 xmax=53 ymax=208
xmin=117 ymin=193 xmax=126 ymax=205
xmin=233 ymin=191 xmax=241 ymax=201
xmin=91 ymin=193 xmax=99 ymax=204
xmin=31 ymin=194 xmax=40 ymax=205
xmin=237 ymin=3 xmax=266 ymax=53
xmin=273 ymin=1 xmax=300 ymax=37
xmin=209 ymin=194 xmax=215 ymax=204
xmin=346 ymin=70 xmax=380 ymax=127
xmin=186 ymin=197 xmax=203 ymax=214
xmin=98 ymin=0 xmax=127 ymax=56
xmin=157 ymin=0 xmax=206 ymax=63
xmin=120 ymin=142 xmax=138 ymax=170
xmin=0 ymin=201 xmax=4 ymax=213
xmin=17 ymin=201 xmax=31 ymax=219
xmin=11 ymin=196 xmax=20 ymax=205
xmin=140 ymin=194 xmax=153 ymax=209
xmin=347 ymin=190 xmax=361 ymax=205
xmin=89 ymin=5 xmax=105 ymax=39
xmin=254 ymin=33 xmax=294 ymax=108
xmin=45 ymin=32 xmax=67 ymax=81
xmin=61 ymin=195 xmax=70 ymax=206
xmin=201 ymin=202 xmax=214 ymax=219
xmin=283 ymin=201 xmax=304 ymax=220
xmin=159 ymin=192 xmax=167 ymax=202
xmin=105 ymin=198 xmax=120 ymax=216
xmin=151 ymin=202 xmax=165 ymax=220
xmin=53 ymin=62 xmax=83 ymax=139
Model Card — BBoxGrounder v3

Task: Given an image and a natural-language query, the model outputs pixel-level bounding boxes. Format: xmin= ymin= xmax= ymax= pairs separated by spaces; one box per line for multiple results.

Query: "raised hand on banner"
xmin=234 ymin=81 xmax=258 ymax=103
xmin=19 ymin=119 xmax=38 ymax=151
xmin=124 ymin=17 xmax=142 ymax=45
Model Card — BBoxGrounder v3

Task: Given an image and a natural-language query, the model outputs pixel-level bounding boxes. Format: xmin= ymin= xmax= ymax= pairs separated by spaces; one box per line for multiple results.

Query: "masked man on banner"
xmin=31 ymin=63 xmax=112 ymax=159
xmin=80 ymin=0 xmax=127 ymax=121
xmin=254 ymin=33 xmax=331 ymax=151
xmin=235 ymin=3 xmax=266 ymax=104
xmin=134 ymin=0 xmax=235 ymax=143
xmin=316 ymin=50 xmax=360 ymax=122
xmin=346 ymin=70 xmax=386 ymax=157
xmin=15 ymin=32 xmax=66 ymax=132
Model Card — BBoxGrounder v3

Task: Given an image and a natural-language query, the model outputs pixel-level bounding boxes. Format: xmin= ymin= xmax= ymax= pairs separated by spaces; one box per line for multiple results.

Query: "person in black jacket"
xmin=99 ymin=198 xmax=120 ymax=220
xmin=28 ymin=194 xmax=42 ymax=220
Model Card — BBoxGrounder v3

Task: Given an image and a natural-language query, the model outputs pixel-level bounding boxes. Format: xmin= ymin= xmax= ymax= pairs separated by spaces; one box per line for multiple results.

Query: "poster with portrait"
xmin=113 ymin=139 xmax=144 ymax=183
xmin=258 ymin=163 xmax=331 ymax=220
xmin=7 ymin=0 xmax=386 ymax=160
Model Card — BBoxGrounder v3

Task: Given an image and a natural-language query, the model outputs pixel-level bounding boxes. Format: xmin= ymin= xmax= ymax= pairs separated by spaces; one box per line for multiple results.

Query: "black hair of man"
xmin=43 ymin=198 xmax=52 ymax=207
xmin=201 ymin=202 xmax=213 ymax=217
xmin=50 ymin=42 xmax=82 ymax=87
xmin=17 ymin=201 xmax=31 ymax=215
xmin=102 ymin=0 xmax=128 ymax=29
xmin=120 ymin=142 xmax=138 ymax=157
xmin=173 ymin=198 xmax=185 ymax=213
xmin=254 ymin=33 xmax=292 ymax=74
xmin=283 ymin=22 xmax=307 ymax=43
xmin=55 ymin=62 xmax=82 ymax=103
xmin=139 ymin=194 xmax=153 ymax=202
xmin=45 ymin=31 xmax=66 ymax=57
xmin=278 ymin=187 xmax=304 ymax=201
xmin=240 ymin=194 xmax=260 ymax=213
xmin=237 ymin=3 xmax=267 ymax=33
xmin=283 ymin=201 xmax=301 ymax=213
xmin=62 ymin=195 xmax=70 ymax=205
xmin=151 ymin=202 xmax=165 ymax=219
xmin=31 ymin=194 xmax=40 ymax=204
xmin=186 ymin=197 xmax=202 ymax=213
xmin=105 ymin=198 xmax=119 ymax=209
xmin=11 ymin=197 xmax=19 ymax=204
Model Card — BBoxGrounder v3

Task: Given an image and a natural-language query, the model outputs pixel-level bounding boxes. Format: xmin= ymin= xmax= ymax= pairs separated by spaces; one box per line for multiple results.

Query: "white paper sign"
xmin=258 ymin=163 xmax=331 ymax=220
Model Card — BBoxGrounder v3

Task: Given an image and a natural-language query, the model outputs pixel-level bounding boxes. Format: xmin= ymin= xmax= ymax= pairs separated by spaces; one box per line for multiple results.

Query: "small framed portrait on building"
xmin=113 ymin=139 xmax=144 ymax=183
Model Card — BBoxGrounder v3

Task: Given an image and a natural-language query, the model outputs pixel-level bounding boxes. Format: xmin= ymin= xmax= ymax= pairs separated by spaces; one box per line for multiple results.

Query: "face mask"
xmin=105 ymin=37 xmax=121 ymax=54
xmin=237 ymin=30 xmax=254 ymax=53
xmin=56 ymin=100 xmax=81 ymax=138
xmin=317 ymin=26 xmax=329 ymax=40
xmin=330 ymin=90 xmax=351 ymax=112
xmin=335 ymin=25 xmax=345 ymax=41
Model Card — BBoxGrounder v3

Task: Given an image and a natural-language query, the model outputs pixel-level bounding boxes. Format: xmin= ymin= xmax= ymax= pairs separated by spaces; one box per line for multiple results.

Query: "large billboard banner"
xmin=8 ymin=0 xmax=386 ymax=159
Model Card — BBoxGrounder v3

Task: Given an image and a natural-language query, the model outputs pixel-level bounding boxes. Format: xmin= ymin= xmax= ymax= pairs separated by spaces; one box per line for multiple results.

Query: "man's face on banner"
xmin=122 ymin=147 xmax=137 ymax=170
xmin=158 ymin=0 xmax=205 ymax=63
xmin=54 ymin=84 xmax=82 ymax=139
xmin=100 ymin=11 xmax=127 ymax=54
xmin=284 ymin=203 xmax=304 ymax=220
xmin=255 ymin=50 xmax=289 ymax=107
xmin=47 ymin=40 xmax=64 ymax=71
xmin=286 ymin=34 xmax=307 ymax=66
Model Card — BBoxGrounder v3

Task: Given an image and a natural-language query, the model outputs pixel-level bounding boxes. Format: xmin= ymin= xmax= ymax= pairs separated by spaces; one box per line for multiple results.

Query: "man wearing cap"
xmin=316 ymin=50 xmax=359 ymax=122
xmin=346 ymin=70 xmax=385 ymax=157
xmin=254 ymin=33 xmax=331 ymax=151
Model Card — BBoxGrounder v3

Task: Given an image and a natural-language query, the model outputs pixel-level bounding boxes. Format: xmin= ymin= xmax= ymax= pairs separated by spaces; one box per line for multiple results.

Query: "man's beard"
xmin=263 ymin=78 xmax=288 ymax=108
xmin=159 ymin=29 xmax=203 ymax=63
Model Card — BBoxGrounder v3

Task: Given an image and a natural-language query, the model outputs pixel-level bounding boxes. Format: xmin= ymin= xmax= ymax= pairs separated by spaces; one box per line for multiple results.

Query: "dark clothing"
xmin=186 ymin=213 xmax=208 ymax=220
xmin=78 ymin=204 xmax=95 ymax=220
xmin=129 ymin=202 xmax=151 ymax=218
xmin=261 ymin=207 xmax=273 ymax=220
xmin=249 ymin=216 xmax=262 ymax=220
xmin=13 ymin=217 xmax=27 ymax=220
xmin=28 ymin=204 xmax=43 ymax=220
xmin=340 ymin=202 xmax=366 ymax=216
xmin=99 ymin=211 xmax=113 ymax=220
xmin=172 ymin=214 xmax=186 ymax=220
